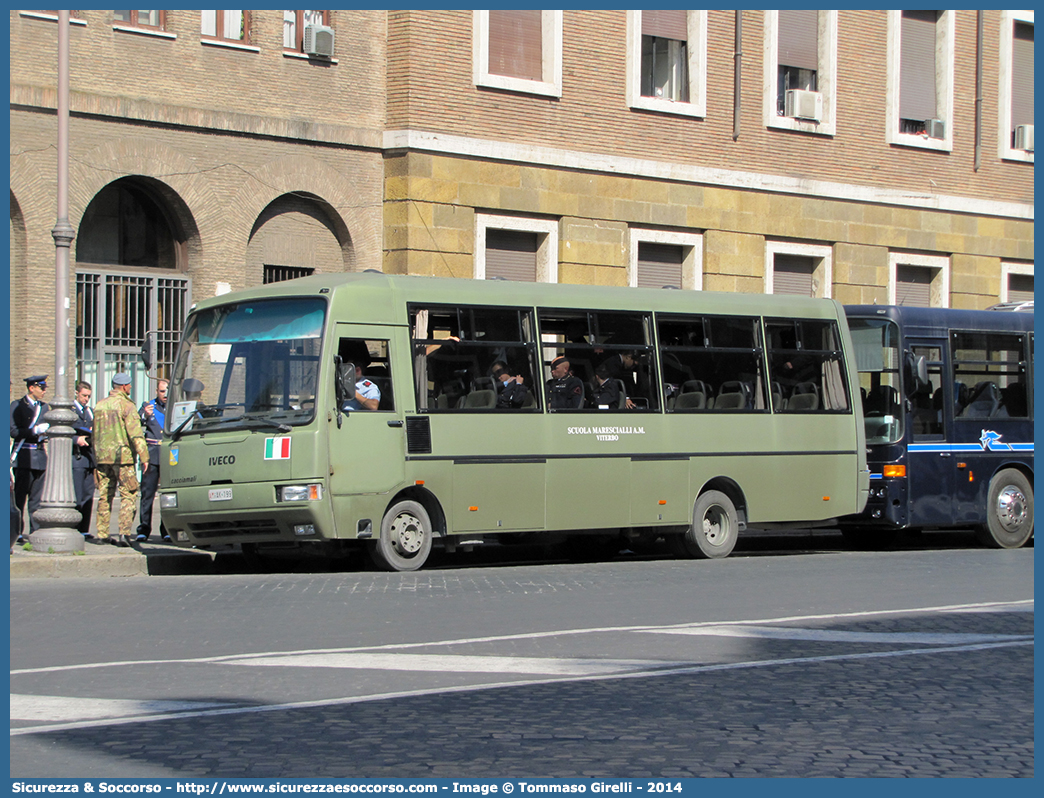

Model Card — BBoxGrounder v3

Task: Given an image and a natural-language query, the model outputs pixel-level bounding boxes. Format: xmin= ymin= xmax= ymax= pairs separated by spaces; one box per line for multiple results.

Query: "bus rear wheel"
xmin=976 ymin=469 xmax=1034 ymax=549
xmin=371 ymin=500 xmax=433 ymax=571
xmin=674 ymin=490 xmax=739 ymax=559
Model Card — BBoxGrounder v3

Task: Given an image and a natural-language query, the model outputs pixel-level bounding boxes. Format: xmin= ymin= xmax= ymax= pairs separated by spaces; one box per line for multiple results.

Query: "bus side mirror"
xmin=140 ymin=331 xmax=155 ymax=371
xmin=334 ymin=356 xmax=356 ymax=409
xmin=904 ymin=352 xmax=930 ymax=395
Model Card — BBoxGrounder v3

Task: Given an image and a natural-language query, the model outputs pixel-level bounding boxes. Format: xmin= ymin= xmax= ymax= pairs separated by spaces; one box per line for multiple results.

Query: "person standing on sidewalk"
xmin=10 ymin=375 xmax=49 ymax=541
xmin=92 ymin=373 xmax=149 ymax=547
xmin=71 ymin=380 xmax=95 ymax=539
xmin=136 ymin=379 xmax=169 ymax=542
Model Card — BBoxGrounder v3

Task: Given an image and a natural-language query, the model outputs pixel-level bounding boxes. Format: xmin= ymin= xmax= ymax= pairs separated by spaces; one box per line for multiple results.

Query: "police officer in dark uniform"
xmin=546 ymin=356 xmax=585 ymax=409
xmin=71 ymin=380 xmax=96 ymax=538
xmin=137 ymin=379 xmax=169 ymax=542
xmin=10 ymin=375 xmax=49 ymax=540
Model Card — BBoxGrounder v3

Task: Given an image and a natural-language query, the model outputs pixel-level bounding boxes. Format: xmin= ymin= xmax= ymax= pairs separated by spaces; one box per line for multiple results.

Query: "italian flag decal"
xmin=265 ymin=437 xmax=292 ymax=460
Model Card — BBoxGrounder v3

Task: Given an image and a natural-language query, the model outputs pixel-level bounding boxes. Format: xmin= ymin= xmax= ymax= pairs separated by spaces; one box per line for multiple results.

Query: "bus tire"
xmin=976 ymin=469 xmax=1034 ymax=549
xmin=678 ymin=490 xmax=739 ymax=559
xmin=371 ymin=500 xmax=433 ymax=571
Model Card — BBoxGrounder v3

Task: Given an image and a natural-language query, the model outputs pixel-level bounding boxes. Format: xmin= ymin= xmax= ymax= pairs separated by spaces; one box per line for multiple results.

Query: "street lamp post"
xmin=31 ymin=9 xmax=83 ymax=552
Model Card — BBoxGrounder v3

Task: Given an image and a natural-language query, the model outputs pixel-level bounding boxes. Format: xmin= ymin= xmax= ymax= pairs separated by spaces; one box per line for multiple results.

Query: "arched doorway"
xmin=75 ymin=177 xmax=194 ymax=396
xmin=247 ymin=192 xmax=352 ymax=285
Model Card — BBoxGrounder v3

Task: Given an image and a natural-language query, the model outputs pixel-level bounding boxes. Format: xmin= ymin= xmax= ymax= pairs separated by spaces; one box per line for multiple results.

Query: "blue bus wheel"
xmin=977 ymin=469 xmax=1034 ymax=549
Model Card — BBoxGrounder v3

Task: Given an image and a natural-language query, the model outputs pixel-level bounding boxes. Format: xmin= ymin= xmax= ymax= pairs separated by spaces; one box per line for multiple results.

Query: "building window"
xmin=629 ymin=228 xmax=703 ymax=290
xmin=264 ymin=265 xmax=315 ymax=284
xmin=75 ymin=271 xmax=190 ymax=399
xmin=474 ymin=214 xmax=559 ymax=283
xmin=1000 ymin=262 xmax=1034 ymax=304
xmin=114 ymin=10 xmax=164 ymax=30
xmin=77 ymin=180 xmax=183 ymax=270
xmin=889 ymin=252 xmax=949 ymax=307
xmin=765 ymin=241 xmax=832 ymax=298
xmin=999 ymin=11 xmax=1034 ymax=163
xmin=473 ymin=10 xmax=563 ymax=98
xmin=764 ymin=10 xmax=837 ymax=135
xmin=886 ymin=10 xmax=955 ymax=151
xmin=202 ymin=10 xmax=249 ymax=43
xmin=283 ymin=10 xmax=329 ymax=51
xmin=626 ymin=11 xmax=707 ymax=117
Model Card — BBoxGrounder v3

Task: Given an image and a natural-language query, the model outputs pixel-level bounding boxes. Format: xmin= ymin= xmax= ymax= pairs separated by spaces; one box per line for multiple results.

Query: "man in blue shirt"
xmin=136 ymin=379 xmax=169 ymax=542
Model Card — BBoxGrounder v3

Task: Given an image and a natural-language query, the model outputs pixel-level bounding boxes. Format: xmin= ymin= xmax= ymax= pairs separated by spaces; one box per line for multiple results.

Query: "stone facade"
xmin=8 ymin=10 xmax=1035 ymax=393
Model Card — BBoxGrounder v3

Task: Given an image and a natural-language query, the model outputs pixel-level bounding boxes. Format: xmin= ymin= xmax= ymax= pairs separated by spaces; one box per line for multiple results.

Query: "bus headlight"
xmin=160 ymin=493 xmax=178 ymax=509
xmin=278 ymin=484 xmax=323 ymax=502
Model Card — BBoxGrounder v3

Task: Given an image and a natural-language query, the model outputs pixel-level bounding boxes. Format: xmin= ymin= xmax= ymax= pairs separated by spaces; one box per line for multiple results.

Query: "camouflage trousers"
xmin=94 ymin=463 xmax=140 ymax=539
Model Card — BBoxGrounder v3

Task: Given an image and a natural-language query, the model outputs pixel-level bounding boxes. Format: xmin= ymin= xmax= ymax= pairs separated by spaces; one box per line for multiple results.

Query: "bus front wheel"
xmin=371 ymin=500 xmax=433 ymax=571
xmin=675 ymin=491 xmax=739 ymax=559
xmin=976 ymin=469 xmax=1034 ymax=549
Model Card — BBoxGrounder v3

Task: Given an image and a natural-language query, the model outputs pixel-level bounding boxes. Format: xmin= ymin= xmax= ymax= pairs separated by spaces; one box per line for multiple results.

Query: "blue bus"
xmin=842 ymin=304 xmax=1033 ymax=548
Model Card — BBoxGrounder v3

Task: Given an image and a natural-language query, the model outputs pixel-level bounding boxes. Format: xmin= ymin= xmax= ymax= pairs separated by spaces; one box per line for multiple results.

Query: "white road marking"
xmin=217 ymin=653 xmax=676 ymax=675
xmin=10 ymin=639 xmax=1032 ymax=737
xmin=10 ymin=599 xmax=1032 ymax=677
xmin=646 ymin=626 xmax=1032 ymax=645
xmin=10 ymin=694 xmax=232 ymax=722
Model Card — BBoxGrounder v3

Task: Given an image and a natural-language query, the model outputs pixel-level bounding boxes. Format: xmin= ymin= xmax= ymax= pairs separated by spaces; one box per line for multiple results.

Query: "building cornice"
xmin=11 ymin=84 xmax=383 ymax=151
xmin=384 ymin=129 xmax=1034 ymax=222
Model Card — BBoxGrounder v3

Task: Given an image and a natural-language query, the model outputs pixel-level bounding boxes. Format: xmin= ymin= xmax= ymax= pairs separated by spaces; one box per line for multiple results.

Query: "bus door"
xmin=905 ymin=340 xmax=954 ymax=526
xmin=328 ymin=327 xmax=406 ymax=496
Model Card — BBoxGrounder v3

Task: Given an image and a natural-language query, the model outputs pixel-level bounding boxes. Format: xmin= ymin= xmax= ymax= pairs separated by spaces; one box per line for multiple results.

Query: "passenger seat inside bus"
xmin=714 ymin=381 xmax=751 ymax=410
xmin=788 ymin=382 xmax=820 ymax=411
xmin=674 ymin=380 xmax=709 ymax=410
xmin=463 ymin=389 xmax=497 ymax=409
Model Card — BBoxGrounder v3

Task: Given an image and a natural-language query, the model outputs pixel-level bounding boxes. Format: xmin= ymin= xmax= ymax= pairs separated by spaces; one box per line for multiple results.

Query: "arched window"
xmin=77 ymin=179 xmax=181 ymax=269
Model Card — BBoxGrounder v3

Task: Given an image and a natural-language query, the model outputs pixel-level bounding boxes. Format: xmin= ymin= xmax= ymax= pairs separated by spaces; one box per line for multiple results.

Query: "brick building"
xmin=8 ymin=10 xmax=1034 ymax=397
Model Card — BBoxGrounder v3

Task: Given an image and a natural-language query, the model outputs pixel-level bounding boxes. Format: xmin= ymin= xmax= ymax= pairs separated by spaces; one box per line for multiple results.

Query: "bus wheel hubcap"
xmin=702 ymin=508 xmax=728 ymax=546
xmin=996 ymin=487 xmax=1027 ymax=533
xmin=391 ymin=513 xmax=424 ymax=555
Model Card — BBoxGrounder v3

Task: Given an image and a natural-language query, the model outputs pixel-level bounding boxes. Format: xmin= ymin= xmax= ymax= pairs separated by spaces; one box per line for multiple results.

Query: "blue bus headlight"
xmin=160 ymin=493 xmax=177 ymax=509
xmin=278 ymin=484 xmax=323 ymax=502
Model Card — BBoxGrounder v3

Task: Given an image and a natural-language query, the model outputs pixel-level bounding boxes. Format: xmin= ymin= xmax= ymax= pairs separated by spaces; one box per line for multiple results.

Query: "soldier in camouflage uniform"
xmin=91 ymin=373 xmax=150 ymax=547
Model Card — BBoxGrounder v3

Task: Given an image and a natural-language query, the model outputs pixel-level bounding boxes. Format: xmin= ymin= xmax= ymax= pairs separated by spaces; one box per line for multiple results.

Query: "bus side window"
xmin=952 ymin=331 xmax=1027 ymax=419
xmin=338 ymin=338 xmax=394 ymax=412
xmin=909 ymin=345 xmax=943 ymax=436
xmin=658 ymin=314 xmax=765 ymax=412
xmin=765 ymin=319 xmax=849 ymax=413
xmin=410 ymin=304 xmax=540 ymax=412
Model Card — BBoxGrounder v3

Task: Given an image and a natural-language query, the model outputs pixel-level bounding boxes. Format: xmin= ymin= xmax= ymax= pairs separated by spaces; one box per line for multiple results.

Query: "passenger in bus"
xmin=546 ymin=356 xmax=585 ymax=409
xmin=590 ymin=364 xmax=625 ymax=409
xmin=341 ymin=361 xmax=381 ymax=411
xmin=491 ymin=361 xmax=530 ymax=409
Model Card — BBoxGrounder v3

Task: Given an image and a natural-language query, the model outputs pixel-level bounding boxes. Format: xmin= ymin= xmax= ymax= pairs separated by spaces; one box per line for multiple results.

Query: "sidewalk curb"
xmin=9 ymin=546 xmax=218 ymax=578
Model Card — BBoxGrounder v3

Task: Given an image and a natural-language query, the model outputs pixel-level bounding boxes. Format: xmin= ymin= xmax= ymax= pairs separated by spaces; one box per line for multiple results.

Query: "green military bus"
xmin=158 ymin=272 xmax=869 ymax=570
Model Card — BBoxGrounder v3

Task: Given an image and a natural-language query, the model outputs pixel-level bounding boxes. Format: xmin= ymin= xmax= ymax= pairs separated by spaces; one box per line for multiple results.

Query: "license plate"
xmin=208 ymin=488 xmax=233 ymax=502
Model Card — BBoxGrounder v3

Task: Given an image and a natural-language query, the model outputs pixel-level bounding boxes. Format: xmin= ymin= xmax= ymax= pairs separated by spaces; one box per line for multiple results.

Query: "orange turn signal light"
xmin=883 ymin=465 xmax=906 ymax=478
xmin=469 ymin=506 xmax=478 ymax=512
xmin=658 ymin=500 xmax=667 ymax=506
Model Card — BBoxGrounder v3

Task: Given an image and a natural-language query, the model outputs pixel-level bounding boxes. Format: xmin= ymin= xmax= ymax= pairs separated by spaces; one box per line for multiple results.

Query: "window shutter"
xmin=488 ymin=10 xmax=542 ymax=81
xmin=896 ymin=265 xmax=932 ymax=307
xmin=642 ymin=10 xmax=687 ymax=42
xmin=773 ymin=254 xmax=814 ymax=296
xmin=1008 ymin=274 xmax=1034 ymax=303
xmin=1012 ymin=22 xmax=1034 ymax=129
xmin=637 ymin=243 xmax=683 ymax=289
xmin=900 ymin=11 xmax=939 ymax=122
xmin=486 ymin=229 xmax=538 ymax=282
xmin=778 ymin=10 xmax=818 ymax=70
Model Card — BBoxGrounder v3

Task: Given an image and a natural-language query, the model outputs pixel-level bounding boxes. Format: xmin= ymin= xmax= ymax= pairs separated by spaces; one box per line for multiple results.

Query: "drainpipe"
xmin=974 ymin=10 xmax=983 ymax=171
xmin=733 ymin=11 xmax=743 ymax=141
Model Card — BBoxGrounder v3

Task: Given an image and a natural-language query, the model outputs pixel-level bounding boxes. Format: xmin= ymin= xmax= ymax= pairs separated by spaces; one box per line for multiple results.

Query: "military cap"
xmin=24 ymin=375 xmax=47 ymax=386
xmin=112 ymin=373 xmax=132 ymax=386
xmin=183 ymin=378 xmax=205 ymax=393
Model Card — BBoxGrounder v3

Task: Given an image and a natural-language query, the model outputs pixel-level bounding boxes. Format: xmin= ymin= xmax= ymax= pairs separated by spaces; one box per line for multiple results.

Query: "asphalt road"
xmin=9 ymin=539 xmax=1034 ymax=778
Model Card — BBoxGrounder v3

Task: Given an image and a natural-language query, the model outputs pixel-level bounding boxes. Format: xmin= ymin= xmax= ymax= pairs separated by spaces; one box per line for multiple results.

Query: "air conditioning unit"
xmin=784 ymin=89 xmax=823 ymax=122
xmin=1014 ymin=124 xmax=1034 ymax=152
xmin=925 ymin=118 xmax=946 ymax=140
xmin=303 ymin=24 xmax=335 ymax=58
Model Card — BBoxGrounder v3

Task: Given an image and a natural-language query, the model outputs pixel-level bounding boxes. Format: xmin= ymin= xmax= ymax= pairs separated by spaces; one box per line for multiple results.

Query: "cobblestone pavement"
xmin=10 ymin=549 xmax=1034 ymax=778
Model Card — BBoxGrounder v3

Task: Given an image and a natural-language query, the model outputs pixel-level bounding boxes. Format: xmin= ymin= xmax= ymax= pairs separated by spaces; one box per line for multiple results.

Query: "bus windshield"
xmin=847 ymin=317 xmax=903 ymax=445
xmin=168 ymin=297 xmax=326 ymax=436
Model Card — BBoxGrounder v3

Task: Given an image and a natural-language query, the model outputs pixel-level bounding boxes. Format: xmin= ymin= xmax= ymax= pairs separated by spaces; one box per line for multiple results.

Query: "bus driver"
xmin=342 ymin=360 xmax=380 ymax=411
